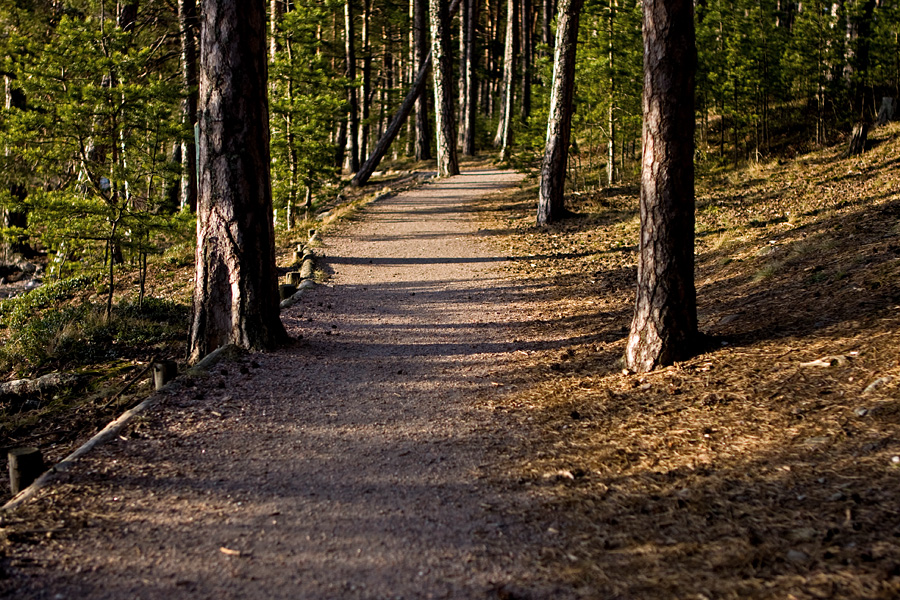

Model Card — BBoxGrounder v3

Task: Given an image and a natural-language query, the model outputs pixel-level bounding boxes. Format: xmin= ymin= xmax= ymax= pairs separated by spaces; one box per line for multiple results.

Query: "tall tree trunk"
xmin=606 ymin=0 xmax=615 ymax=186
xmin=414 ymin=0 xmax=432 ymax=160
xmin=189 ymin=0 xmax=287 ymax=363
xmin=345 ymin=0 xmax=360 ymax=173
xmin=542 ymin=0 xmax=555 ymax=52
xmin=352 ymin=0 xmax=462 ymax=186
xmin=624 ymin=0 xmax=697 ymax=373
xmin=407 ymin=0 xmax=417 ymax=155
xmin=458 ymin=0 xmax=470 ymax=147
xmin=520 ymin=0 xmax=532 ymax=122
xmin=359 ymin=0 xmax=372 ymax=160
xmin=430 ymin=0 xmax=460 ymax=176
xmin=460 ymin=0 xmax=478 ymax=154
xmin=495 ymin=0 xmax=516 ymax=158
xmin=269 ymin=0 xmax=283 ymax=61
xmin=179 ymin=0 xmax=199 ymax=212
xmin=536 ymin=0 xmax=582 ymax=225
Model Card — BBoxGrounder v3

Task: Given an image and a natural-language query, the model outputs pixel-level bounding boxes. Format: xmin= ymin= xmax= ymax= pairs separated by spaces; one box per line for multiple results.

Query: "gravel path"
xmin=4 ymin=169 xmax=578 ymax=599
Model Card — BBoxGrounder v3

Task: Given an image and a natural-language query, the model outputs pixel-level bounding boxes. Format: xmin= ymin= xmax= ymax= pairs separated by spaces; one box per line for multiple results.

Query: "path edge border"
xmin=1 ymin=344 xmax=241 ymax=514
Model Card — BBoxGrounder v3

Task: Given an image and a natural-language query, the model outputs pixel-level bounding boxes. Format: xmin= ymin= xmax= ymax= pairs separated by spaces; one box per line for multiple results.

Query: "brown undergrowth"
xmin=475 ymin=124 xmax=900 ymax=599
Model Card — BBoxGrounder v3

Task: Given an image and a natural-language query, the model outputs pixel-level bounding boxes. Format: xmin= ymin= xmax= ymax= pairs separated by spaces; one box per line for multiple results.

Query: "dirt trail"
xmin=3 ymin=169 xmax=579 ymax=599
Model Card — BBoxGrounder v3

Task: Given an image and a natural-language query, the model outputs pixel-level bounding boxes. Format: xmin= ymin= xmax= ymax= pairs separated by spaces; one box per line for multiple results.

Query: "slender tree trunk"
xmin=536 ymin=0 xmax=581 ymax=225
xmin=353 ymin=0 xmax=462 ymax=186
xmin=458 ymin=0 xmax=470 ymax=147
xmin=414 ymin=0 xmax=433 ymax=160
xmin=460 ymin=0 xmax=478 ymax=154
xmin=359 ymin=0 xmax=372 ymax=160
xmin=189 ymin=0 xmax=287 ymax=363
xmin=179 ymin=0 xmax=199 ymax=212
xmin=345 ymin=0 xmax=360 ymax=173
xmin=606 ymin=0 xmax=615 ymax=186
xmin=624 ymin=0 xmax=698 ymax=373
xmin=430 ymin=0 xmax=460 ymax=176
xmin=407 ymin=0 xmax=417 ymax=155
xmin=269 ymin=0 xmax=283 ymax=61
xmin=495 ymin=0 xmax=516 ymax=158
xmin=542 ymin=0 xmax=556 ymax=52
xmin=520 ymin=0 xmax=533 ymax=122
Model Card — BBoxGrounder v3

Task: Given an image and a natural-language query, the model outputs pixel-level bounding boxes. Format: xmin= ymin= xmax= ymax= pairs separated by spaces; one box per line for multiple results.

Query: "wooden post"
xmin=153 ymin=360 xmax=178 ymax=390
xmin=279 ymin=284 xmax=298 ymax=300
xmin=8 ymin=447 xmax=44 ymax=495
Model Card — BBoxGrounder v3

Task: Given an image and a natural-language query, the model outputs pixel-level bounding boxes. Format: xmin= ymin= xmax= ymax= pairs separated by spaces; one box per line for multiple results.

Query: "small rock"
xmin=854 ymin=407 xmax=869 ymax=417
xmin=786 ymin=549 xmax=810 ymax=563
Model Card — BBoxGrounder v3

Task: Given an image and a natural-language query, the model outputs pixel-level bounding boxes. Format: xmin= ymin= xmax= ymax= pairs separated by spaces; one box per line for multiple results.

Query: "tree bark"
xmin=345 ymin=0 xmax=360 ymax=173
xmin=624 ymin=0 xmax=698 ymax=373
xmin=179 ymin=0 xmax=199 ymax=212
xmin=457 ymin=0 xmax=469 ymax=147
xmin=189 ymin=0 xmax=287 ymax=363
xmin=542 ymin=0 xmax=555 ymax=52
xmin=430 ymin=0 xmax=460 ymax=176
xmin=414 ymin=0 xmax=432 ymax=160
xmin=352 ymin=0 xmax=461 ymax=186
xmin=459 ymin=0 xmax=478 ymax=155
xmin=536 ymin=0 xmax=582 ymax=225
xmin=359 ymin=0 xmax=372 ymax=160
xmin=520 ymin=0 xmax=533 ymax=123
xmin=494 ymin=0 xmax=516 ymax=159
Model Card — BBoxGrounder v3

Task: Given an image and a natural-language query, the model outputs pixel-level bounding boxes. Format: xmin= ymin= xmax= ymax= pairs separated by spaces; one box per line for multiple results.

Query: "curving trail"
xmin=5 ymin=169 xmax=579 ymax=599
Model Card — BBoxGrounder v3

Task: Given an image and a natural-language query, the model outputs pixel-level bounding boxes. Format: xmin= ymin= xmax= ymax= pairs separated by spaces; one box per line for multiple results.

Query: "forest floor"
xmin=472 ymin=123 xmax=900 ymax=598
xmin=0 ymin=122 xmax=898 ymax=598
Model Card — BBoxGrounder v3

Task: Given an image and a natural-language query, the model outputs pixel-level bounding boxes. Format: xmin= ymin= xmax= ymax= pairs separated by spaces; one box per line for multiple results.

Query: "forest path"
xmin=6 ymin=169 xmax=580 ymax=599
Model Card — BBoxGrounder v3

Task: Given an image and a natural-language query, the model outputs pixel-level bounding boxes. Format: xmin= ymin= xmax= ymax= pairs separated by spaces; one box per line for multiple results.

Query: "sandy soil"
xmin=0 ymin=169 xmax=581 ymax=599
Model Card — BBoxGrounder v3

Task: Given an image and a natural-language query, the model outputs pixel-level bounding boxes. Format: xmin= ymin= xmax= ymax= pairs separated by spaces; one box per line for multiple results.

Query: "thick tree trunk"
xmin=189 ymin=0 xmax=287 ymax=363
xmin=179 ymin=0 xmax=199 ymax=212
xmin=414 ymin=0 xmax=432 ymax=160
xmin=624 ymin=0 xmax=698 ymax=373
xmin=495 ymin=0 xmax=516 ymax=158
xmin=536 ymin=0 xmax=582 ymax=225
xmin=430 ymin=0 xmax=460 ymax=176
xmin=345 ymin=0 xmax=360 ymax=173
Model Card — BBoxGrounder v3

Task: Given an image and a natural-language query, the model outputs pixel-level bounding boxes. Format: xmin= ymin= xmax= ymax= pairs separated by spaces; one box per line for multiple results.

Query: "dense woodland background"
xmin=0 ymin=0 xmax=897 ymax=406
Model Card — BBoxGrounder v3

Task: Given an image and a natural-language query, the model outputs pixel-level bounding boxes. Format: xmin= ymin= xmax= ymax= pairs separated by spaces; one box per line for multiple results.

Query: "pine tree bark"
xmin=414 ymin=0 xmax=432 ymax=160
xmin=457 ymin=0 xmax=469 ymax=147
xmin=189 ymin=0 xmax=287 ymax=363
xmin=536 ymin=0 xmax=582 ymax=225
xmin=519 ymin=0 xmax=533 ymax=123
xmin=179 ymin=0 xmax=199 ymax=212
xmin=359 ymin=0 xmax=372 ymax=160
xmin=542 ymin=0 xmax=555 ymax=52
xmin=345 ymin=0 xmax=360 ymax=173
xmin=624 ymin=0 xmax=698 ymax=372
xmin=459 ymin=0 xmax=478 ymax=155
xmin=494 ymin=0 xmax=516 ymax=158
xmin=430 ymin=0 xmax=460 ymax=176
